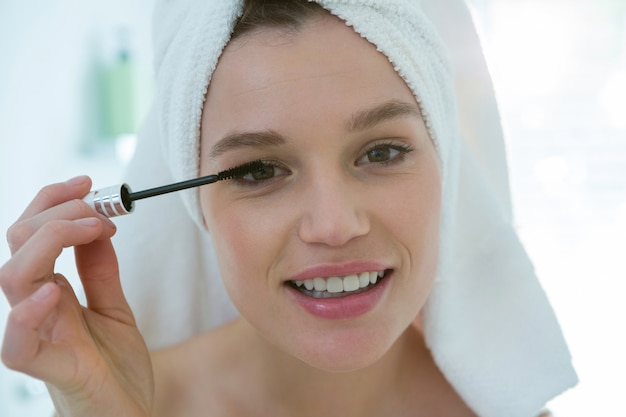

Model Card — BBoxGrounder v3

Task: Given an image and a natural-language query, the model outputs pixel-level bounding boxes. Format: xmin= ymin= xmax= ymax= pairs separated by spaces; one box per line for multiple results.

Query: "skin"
xmin=0 ymin=12 xmax=479 ymax=417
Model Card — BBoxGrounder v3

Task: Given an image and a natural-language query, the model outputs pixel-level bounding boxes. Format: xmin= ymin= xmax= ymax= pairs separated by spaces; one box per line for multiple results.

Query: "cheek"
xmin=200 ymin=191 xmax=282 ymax=304
xmin=388 ymin=169 xmax=441 ymax=247
xmin=388 ymin=172 xmax=442 ymax=303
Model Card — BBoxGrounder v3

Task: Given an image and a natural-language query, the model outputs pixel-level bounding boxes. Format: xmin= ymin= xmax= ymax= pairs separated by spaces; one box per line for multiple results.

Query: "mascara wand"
xmin=82 ymin=160 xmax=263 ymax=218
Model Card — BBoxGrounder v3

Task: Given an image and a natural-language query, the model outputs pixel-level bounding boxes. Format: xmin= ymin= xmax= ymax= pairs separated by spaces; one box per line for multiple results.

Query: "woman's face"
xmin=199 ymin=15 xmax=441 ymax=372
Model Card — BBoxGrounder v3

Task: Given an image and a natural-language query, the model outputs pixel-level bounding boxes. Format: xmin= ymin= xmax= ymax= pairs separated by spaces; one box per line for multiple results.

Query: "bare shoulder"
xmin=151 ymin=319 xmax=244 ymax=417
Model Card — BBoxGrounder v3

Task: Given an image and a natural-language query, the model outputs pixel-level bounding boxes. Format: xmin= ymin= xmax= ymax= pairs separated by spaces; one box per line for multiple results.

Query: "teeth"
xmin=359 ymin=272 xmax=370 ymax=288
xmin=343 ymin=274 xmax=359 ymax=292
xmin=294 ymin=270 xmax=385 ymax=294
xmin=313 ymin=277 xmax=327 ymax=291
xmin=327 ymin=277 xmax=343 ymax=293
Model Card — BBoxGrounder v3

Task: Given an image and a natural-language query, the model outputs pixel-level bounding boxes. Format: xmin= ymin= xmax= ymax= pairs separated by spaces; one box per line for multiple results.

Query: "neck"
xmin=233 ymin=318 xmax=431 ymax=417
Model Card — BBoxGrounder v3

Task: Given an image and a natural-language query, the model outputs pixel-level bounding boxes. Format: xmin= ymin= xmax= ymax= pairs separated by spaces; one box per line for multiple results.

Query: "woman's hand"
xmin=0 ymin=176 xmax=153 ymax=417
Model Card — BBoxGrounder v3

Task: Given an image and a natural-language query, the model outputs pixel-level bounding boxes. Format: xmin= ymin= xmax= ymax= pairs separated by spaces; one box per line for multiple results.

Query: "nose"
xmin=297 ymin=172 xmax=370 ymax=247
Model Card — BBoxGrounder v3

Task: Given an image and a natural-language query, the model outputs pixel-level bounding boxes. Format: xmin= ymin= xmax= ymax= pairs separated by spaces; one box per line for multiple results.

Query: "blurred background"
xmin=0 ymin=0 xmax=624 ymax=416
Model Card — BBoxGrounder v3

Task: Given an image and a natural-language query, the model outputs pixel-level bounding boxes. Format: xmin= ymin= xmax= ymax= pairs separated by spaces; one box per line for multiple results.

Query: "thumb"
xmin=74 ymin=237 xmax=135 ymax=326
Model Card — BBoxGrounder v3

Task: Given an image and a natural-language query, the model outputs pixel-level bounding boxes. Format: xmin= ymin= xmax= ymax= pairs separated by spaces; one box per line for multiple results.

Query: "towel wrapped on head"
xmin=113 ymin=1 xmax=578 ymax=416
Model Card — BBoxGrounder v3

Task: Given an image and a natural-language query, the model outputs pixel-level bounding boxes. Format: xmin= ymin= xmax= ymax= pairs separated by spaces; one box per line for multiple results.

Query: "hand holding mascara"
xmin=82 ymin=160 xmax=263 ymax=218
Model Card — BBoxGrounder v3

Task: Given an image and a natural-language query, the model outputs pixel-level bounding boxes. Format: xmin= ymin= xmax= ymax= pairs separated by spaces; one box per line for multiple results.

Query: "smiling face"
xmin=199 ymin=14 xmax=442 ymax=372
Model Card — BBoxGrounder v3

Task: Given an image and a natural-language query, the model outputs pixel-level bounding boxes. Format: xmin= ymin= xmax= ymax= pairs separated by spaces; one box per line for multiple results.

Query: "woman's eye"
xmin=367 ymin=146 xmax=399 ymax=163
xmin=356 ymin=143 xmax=412 ymax=166
xmin=238 ymin=162 xmax=289 ymax=184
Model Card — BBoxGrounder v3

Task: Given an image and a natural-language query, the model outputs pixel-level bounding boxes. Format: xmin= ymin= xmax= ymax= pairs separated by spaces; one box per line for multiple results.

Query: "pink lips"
xmin=286 ymin=262 xmax=391 ymax=320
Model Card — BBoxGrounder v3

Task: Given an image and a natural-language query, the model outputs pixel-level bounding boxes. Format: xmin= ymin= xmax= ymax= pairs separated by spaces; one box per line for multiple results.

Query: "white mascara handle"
xmin=82 ymin=184 xmax=134 ymax=218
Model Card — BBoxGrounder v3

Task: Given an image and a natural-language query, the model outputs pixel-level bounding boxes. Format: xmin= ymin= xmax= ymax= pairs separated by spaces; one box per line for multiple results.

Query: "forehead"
xmin=201 ymin=15 xmax=419 ymax=141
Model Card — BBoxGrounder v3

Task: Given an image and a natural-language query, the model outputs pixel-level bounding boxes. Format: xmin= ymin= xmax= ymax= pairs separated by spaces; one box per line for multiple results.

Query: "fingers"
xmin=8 ymin=181 xmax=117 ymax=256
xmin=1 ymin=279 xmax=98 ymax=387
xmin=1 ymin=177 xmax=138 ymax=395
xmin=75 ymin=239 xmax=135 ymax=325
xmin=1 ymin=282 xmax=68 ymax=382
xmin=17 ymin=176 xmax=91 ymax=223
xmin=0 ymin=218 xmax=105 ymax=307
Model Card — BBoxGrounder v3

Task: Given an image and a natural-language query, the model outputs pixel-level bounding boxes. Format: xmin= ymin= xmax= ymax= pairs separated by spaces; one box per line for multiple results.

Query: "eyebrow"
xmin=207 ymin=100 xmax=422 ymax=159
xmin=208 ymin=130 xmax=286 ymax=159
xmin=347 ymin=99 xmax=422 ymax=132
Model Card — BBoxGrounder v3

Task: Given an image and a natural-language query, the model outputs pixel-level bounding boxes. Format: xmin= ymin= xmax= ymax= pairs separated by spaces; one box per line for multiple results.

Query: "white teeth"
xmin=326 ymin=277 xmax=343 ymax=293
xmin=359 ymin=272 xmax=370 ymax=288
xmin=313 ymin=277 xmax=327 ymax=291
xmin=295 ymin=270 xmax=386 ymax=294
xmin=343 ymin=274 xmax=360 ymax=292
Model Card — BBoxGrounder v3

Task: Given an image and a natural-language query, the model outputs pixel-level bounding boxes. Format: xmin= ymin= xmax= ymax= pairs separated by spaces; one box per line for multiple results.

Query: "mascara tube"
xmin=83 ymin=184 xmax=134 ymax=218
xmin=80 ymin=160 xmax=263 ymax=219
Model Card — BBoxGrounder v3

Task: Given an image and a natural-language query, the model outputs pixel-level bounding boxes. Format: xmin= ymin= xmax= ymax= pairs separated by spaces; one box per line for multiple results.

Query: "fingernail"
xmin=31 ymin=282 xmax=55 ymax=302
xmin=65 ymin=175 xmax=89 ymax=186
xmin=76 ymin=217 xmax=100 ymax=227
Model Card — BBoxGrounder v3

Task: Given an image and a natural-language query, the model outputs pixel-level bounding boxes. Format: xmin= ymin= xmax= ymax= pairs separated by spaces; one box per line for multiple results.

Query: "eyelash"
xmin=230 ymin=141 xmax=414 ymax=187
xmin=356 ymin=140 xmax=414 ymax=167
xmin=230 ymin=160 xmax=289 ymax=186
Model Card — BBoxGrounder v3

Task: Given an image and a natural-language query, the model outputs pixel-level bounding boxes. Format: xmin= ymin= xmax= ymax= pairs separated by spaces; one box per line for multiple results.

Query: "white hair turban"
xmin=112 ymin=1 xmax=578 ymax=416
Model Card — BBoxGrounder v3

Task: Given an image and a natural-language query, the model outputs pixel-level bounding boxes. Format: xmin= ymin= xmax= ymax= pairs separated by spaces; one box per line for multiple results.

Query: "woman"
xmin=0 ymin=1 xmax=577 ymax=416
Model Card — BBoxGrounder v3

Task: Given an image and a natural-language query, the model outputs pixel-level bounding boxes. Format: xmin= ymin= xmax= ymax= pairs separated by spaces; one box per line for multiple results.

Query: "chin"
xmin=289 ymin=323 xmax=401 ymax=373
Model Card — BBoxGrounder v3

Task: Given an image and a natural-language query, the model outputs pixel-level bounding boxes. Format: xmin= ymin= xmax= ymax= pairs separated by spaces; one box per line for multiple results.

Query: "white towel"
xmin=113 ymin=1 xmax=578 ymax=416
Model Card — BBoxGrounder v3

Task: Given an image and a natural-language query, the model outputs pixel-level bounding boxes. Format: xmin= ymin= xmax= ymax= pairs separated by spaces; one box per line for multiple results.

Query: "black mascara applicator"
xmin=82 ymin=160 xmax=263 ymax=218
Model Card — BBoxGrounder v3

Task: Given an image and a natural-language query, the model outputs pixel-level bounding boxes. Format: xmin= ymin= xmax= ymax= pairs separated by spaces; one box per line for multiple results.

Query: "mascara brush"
xmin=82 ymin=160 xmax=264 ymax=218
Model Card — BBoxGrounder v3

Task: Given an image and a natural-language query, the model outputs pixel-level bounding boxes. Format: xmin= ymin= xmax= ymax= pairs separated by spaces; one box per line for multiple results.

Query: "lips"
xmin=285 ymin=265 xmax=392 ymax=320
